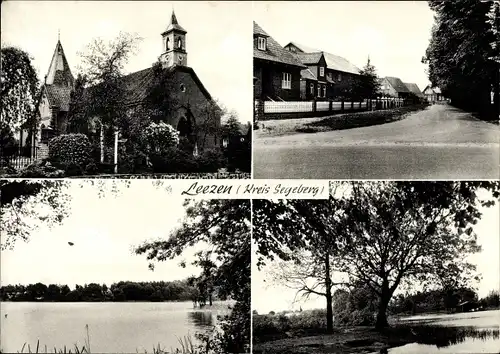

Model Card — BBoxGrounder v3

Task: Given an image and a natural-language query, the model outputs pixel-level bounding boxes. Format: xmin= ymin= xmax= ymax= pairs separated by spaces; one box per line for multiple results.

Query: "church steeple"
xmin=46 ymin=38 xmax=74 ymax=87
xmin=159 ymin=10 xmax=188 ymax=68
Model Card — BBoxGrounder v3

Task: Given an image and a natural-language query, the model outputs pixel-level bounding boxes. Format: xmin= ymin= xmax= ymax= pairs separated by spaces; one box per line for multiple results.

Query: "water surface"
xmin=389 ymin=309 xmax=500 ymax=353
xmin=0 ymin=301 xmax=233 ymax=353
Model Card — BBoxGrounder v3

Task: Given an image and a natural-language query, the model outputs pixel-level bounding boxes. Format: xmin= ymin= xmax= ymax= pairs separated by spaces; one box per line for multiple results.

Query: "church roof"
xmin=287 ymin=42 xmax=361 ymax=75
xmin=163 ymin=11 xmax=187 ymax=34
xmin=45 ymin=85 xmax=72 ymax=111
xmin=45 ymin=40 xmax=74 ymax=86
xmin=253 ymin=22 xmax=305 ymax=69
xmin=118 ymin=64 xmax=212 ymax=106
xmin=43 ymin=40 xmax=74 ymax=111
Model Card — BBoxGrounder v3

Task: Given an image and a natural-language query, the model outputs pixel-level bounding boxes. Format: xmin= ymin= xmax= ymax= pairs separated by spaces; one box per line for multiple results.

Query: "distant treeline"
xmin=0 ymin=280 xmax=222 ymax=302
xmin=389 ymin=288 xmax=500 ymax=315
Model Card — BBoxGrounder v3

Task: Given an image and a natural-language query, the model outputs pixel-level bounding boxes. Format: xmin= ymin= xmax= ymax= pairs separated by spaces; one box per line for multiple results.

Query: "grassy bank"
xmin=252 ymin=310 xmax=499 ymax=354
xmin=255 ymin=104 xmax=429 ymax=138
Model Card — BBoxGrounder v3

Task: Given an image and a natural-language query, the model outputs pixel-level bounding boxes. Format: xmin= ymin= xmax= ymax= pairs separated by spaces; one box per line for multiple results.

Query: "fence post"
xmin=255 ymin=99 xmax=264 ymax=123
xmin=341 ymin=100 xmax=345 ymax=113
xmin=312 ymin=98 xmax=317 ymax=113
xmin=329 ymin=99 xmax=333 ymax=112
xmin=351 ymin=101 xmax=354 ymax=110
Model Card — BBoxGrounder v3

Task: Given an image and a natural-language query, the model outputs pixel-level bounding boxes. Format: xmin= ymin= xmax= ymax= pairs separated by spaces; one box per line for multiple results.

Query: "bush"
xmin=16 ymin=160 xmax=65 ymax=178
xmin=144 ymin=122 xmax=180 ymax=154
xmin=195 ymin=149 xmax=226 ymax=173
xmin=48 ymin=134 xmax=92 ymax=172
xmin=149 ymin=148 xmax=198 ymax=173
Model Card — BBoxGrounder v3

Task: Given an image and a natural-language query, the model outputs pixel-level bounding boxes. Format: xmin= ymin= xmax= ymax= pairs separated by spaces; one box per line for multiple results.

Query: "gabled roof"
xmin=45 ymin=40 xmax=74 ymax=87
xmin=253 ymin=22 xmax=306 ymax=69
xmin=293 ymin=52 xmax=324 ymax=65
xmin=287 ymin=42 xmax=360 ymax=75
xmin=119 ymin=64 xmax=212 ymax=106
xmin=385 ymin=77 xmax=411 ymax=93
xmin=163 ymin=10 xmax=187 ymax=34
xmin=300 ymin=68 xmax=317 ymax=81
xmin=45 ymin=85 xmax=72 ymax=111
xmin=404 ymin=82 xmax=425 ymax=97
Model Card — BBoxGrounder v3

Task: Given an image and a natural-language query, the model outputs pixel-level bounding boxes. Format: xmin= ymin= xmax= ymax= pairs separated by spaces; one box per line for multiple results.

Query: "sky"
xmin=252 ymin=196 xmax=500 ymax=314
xmin=0 ymin=1 xmax=253 ymax=123
xmin=0 ymin=181 xmax=208 ymax=289
xmin=253 ymin=1 xmax=436 ymax=92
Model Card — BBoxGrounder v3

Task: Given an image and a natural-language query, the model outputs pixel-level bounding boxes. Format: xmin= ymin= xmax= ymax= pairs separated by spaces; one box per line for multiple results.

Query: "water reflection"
xmin=389 ymin=325 xmax=500 ymax=353
xmin=188 ymin=311 xmax=214 ymax=328
xmin=406 ymin=325 xmax=499 ymax=347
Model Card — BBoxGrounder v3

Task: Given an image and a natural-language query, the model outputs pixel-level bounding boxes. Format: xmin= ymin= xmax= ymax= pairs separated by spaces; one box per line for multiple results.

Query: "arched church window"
xmin=166 ymin=38 xmax=170 ymax=51
xmin=177 ymin=38 xmax=182 ymax=49
xmin=177 ymin=116 xmax=192 ymax=138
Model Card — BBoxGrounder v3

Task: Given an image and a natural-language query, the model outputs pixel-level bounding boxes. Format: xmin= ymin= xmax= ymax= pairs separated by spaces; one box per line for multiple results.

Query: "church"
xmin=31 ymin=11 xmax=219 ymax=158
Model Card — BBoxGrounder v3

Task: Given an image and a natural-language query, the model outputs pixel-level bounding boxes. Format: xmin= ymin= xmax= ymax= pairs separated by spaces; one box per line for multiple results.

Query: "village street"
xmin=253 ymin=104 xmax=499 ymax=179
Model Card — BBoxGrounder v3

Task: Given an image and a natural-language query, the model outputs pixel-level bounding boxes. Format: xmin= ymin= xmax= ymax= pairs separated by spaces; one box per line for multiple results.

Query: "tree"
xmin=134 ymin=200 xmax=250 ymax=353
xmin=76 ymin=32 xmax=142 ymax=159
xmin=252 ymin=192 xmax=350 ymax=333
xmin=1 ymin=46 xmax=40 ymax=132
xmin=331 ymin=181 xmax=499 ymax=329
xmin=353 ymin=57 xmax=381 ymax=99
xmin=197 ymin=100 xmax=223 ymax=151
xmin=424 ymin=0 xmax=497 ymax=119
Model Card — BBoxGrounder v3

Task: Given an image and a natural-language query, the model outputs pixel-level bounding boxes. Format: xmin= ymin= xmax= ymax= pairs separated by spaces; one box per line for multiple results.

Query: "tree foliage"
xmin=424 ymin=0 xmax=498 ymax=118
xmin=0 ymin=46 xmax=40 ymax=132
xmin=253 ymin=181 xmax=499 ymax=331
xmin=134 ymin=199 xmax=250 ymax=353
xmin=353 ymin=57 xmax=381 ymax=99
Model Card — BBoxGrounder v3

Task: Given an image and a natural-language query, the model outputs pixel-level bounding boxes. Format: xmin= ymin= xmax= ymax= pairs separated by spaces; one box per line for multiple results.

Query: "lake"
xmin=0 ymin=301 xmax=233 ymax=353
xmin=389 ymin=309 xmax=500 ymax=353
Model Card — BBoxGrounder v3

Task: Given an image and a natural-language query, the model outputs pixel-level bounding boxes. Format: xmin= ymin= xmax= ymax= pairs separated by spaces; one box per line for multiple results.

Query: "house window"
xmin=319 ymin=67 xmax=325 ymax=76
xmin=327 ymin=72 xmax=332 ymax=80
xmin=322 ymin=85 xmax=326 ymax=97
xmin=282 ymin=72 xmax=291 ymax=89
xmin=337 ymin=73 xmax=342 ymax=82
xmin=317 ymin=86 xmax=321 ymax=97
xmin=257 ymin=37 xmax=266 ymax=50
xmin=310 ymin=83 xmax=314 ymax=95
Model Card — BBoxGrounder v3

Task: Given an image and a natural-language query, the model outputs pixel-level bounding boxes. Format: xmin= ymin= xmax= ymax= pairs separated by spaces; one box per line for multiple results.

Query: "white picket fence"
xmin=263 ymin=98 xmax=404 ymax=114
xmin=264 ymin=101 xmax=313 ymax=113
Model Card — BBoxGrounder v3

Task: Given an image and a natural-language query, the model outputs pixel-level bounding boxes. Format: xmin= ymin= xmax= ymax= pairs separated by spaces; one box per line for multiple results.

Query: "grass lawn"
xmin=254 ymin=105 xmax=429 ymax=139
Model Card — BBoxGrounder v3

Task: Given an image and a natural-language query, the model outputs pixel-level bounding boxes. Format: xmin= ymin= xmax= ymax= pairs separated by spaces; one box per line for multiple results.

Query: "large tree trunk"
xmin=375 ymin=280 xmax=391 ymax=330
xmin=324 ymin=252 xmax=334 ymax=333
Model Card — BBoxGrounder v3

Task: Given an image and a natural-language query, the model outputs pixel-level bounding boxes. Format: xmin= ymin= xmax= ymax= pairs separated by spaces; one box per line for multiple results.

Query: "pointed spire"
xmin=58 ymin=29 xmax=60 ymax=42
xmin=163 ymin=9 xmax=187 ymax=34
xmin=367 ymin=54 xmax=371 ymax=65
xmin=45 ymin=40 xmax=74 ymax=87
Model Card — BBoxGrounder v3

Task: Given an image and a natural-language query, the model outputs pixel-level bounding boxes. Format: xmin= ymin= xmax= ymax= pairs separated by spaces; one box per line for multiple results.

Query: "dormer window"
xmin=319 ymin=67 xmax=325 ymax=76
xmin=257 ymin=37 xmax=266 ymax=51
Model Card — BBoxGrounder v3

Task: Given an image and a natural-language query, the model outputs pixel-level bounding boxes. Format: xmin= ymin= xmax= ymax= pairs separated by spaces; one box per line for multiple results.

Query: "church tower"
xmin=45 ymin=38 xmax=74 ymax=87
xmin=159 ymin=10 xmax=187 ymax=68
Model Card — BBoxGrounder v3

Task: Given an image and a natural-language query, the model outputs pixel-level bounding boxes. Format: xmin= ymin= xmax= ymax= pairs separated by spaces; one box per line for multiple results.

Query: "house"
xmin=289 ymin=52 xmax=334 ymax=100
xmin=423 ymin=85 xmax=446 ymax=103
xmin=284 ymin=42 xmax=361 ymax=99
xmin=378 ymin=77 xmax=411 ymax=98
xmin=403 ymin=82 xmax=425 ymax=102
xmin=456 ymin=301 xmax=480 ymax=313
xmin=253 ymin=22 xmax=306 ymax=101
xmin=30 ymin=11 xmax=220 ymax=158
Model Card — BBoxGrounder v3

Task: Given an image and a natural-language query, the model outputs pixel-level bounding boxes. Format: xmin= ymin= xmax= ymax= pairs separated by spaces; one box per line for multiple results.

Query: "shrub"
xmin=149 ymin=148 xmax=197 ymax=173
xmin=16 ymin=160 xmax=65 ymax=178
xmin=48 ymin=134 xmax=92 ymax=172
xmin=195 ymin=149 xmax=226 ymax=173
xmin=144 ymin=122 xmax=179 ymax=154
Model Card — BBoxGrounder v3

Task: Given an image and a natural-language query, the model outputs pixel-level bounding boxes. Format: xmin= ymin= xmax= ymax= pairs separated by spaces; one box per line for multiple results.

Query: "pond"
xmin=389 ymin=309 xmax=500 ymax=353
xmin=0 ymin=301 xmax=233 ymax=353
